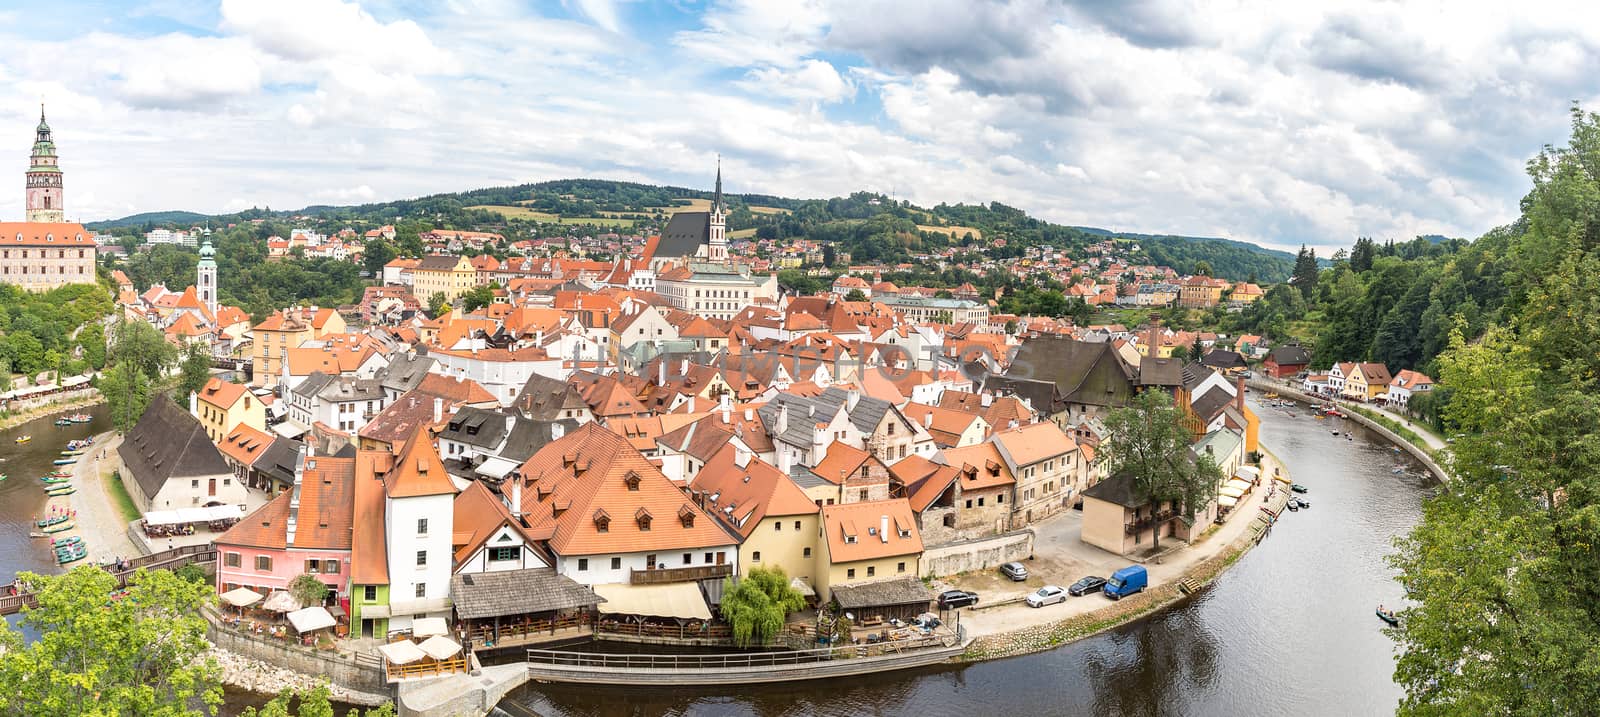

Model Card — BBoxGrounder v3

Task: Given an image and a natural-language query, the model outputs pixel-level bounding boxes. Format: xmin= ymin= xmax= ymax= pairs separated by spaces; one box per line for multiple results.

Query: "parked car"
xmin=937 ymin=590 xmax=979 ymax=609
xmin=1025 ymin=585 xmax=1068 ymax=608
xmin=1068 ymin=576 xmax=1107 ymax=596
xmin=999 ymin=562 xmax=1029 ymax=581
xmin=1103 ymin=565 xmax=1149 ymax=600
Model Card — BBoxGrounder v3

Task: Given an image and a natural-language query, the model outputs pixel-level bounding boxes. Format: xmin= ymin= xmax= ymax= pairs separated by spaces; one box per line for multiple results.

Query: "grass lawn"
xmin=728 ymin=228 xmax=758 ymax=239
xmin=468 ymin=205 xmax=637 ymax=227
xmin=104 ymin=468 xmax=140 ymax=523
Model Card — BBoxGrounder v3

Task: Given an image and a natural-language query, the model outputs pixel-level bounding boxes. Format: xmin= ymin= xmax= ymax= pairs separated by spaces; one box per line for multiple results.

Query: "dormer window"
xmin=844 ymin=535 xmax=857 ymax=544
xmin=678 ymin=505 xmax=696 ymax=528
xmin=635 ymin=508 xmax=653 ymax=531
xmin=623 ymin=470 xmax=641 ymax=491
xmin=593 ymin=509 xmax=610 ymax=533
xmin=898 ymin=529 xmax=911 ymax=538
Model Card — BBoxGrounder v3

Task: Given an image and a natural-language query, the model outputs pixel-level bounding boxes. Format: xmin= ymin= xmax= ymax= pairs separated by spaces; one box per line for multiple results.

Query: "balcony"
xmin=629 ymin=564 xmax=733 ymax=585
xmin=1124 ymin=510 xmax=1177 ymax=535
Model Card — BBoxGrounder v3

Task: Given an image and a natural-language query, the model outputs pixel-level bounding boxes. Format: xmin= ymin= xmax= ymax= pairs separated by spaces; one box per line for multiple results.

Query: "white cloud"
xmin=739 ymin=59 xmax=854 ymax=103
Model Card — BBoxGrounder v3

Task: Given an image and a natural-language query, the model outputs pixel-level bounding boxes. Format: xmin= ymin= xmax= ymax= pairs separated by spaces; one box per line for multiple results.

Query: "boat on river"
xmin=52 ymin=458 xmax=75 ymax=466
xmin=1376 ymin=608 xmax=1400 ymax=626
xmin=60 ymin=449 xmax=83 ymax=456
xmin=50 ymin=536 xmax=82 ymax=548
xmin=40 ymin=475 xmax=70 ymax=484
xmin=54 ymin=418 xmax=73 ymax=427
xmin=1291 ymin=484 xmax=1308 ymax=493
xmin=41 ymin=521 xmax=74 ymax=534
xmin=46 ymin=486 xmax=75 ymax=497
xmin=15 ymin=435 xmax=30 ymax=443
xmin=66 ymin=438 xmax=93 ymax=450
xmin=56 ymin=545 xmax=87 ymax=565
xmin=36 ymin=513 xmax=70 ymax=528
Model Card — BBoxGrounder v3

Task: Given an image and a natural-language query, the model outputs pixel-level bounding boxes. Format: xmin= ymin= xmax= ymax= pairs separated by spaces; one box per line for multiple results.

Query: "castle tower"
xmin=197 ymin=237 xmax=218 ymax=317
xmin=707 ymin=156 xmax=727 ymax=263
xmin=25 ymin=105 xmax=63 ymax=223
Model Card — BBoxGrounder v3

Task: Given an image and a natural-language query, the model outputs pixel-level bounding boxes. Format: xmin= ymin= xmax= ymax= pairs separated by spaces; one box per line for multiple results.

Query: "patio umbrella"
xmin=220 ymin=587 xmax=263 ymax=608
xmin=286 ymin=606 xmax=336 ymax=634
xmin=412 ymin=616 xmax=448 ymax=638
xmin=377 ymin=640 xmax=427 ymax=665
xmin=261 ymin=590 xmax=300 ymax=613
xmin=417 ymin=635 xmax=461 ymax=660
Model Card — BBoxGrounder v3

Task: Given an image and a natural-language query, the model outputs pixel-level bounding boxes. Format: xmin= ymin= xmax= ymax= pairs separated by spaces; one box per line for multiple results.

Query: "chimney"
xmin=924 ymin=412 xmax=933 ymax=428
xmin=846 ymin=389 xmax=860 ymax=412
xmin=658 ymin=360 xmax=666 ymax=386
xmin=286 ymin=444 xmax=307 ymax=546
xmin=1235 ymin=376 xmax=1246 ymax=412
xmin=433 ymin=397 xmax=443 ymax=424
xmin=720 ymin=393 xmax=731 ymax=424
xmin=511 ymin=476 xmax=524 ymax=519
xmin=981 ymin=393 xmax=993 ymax=407
xmin=1146 ymin=322 xmax=1160 ymax=359
xmin=880 ymin=515 xmax=889 ymax=543
xmin=777 ymin=449 xmax=791 ymax=474
xmin=680 ymin=358 xmax=689 ymax=375
xmin=778 ymin=404 xmax=789 ymax=434
xmin=188 ymin=390 xmax=198 ymax=415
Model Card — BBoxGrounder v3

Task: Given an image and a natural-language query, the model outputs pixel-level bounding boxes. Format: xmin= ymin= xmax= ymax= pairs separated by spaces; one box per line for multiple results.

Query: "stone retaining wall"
xmin=1246 ymin=379 xmax=1450 ymax=485
xmin=204 ymin=608 xmax=388 ymax=695
xmin=922 ymin=529 xmax=1034 ymax=578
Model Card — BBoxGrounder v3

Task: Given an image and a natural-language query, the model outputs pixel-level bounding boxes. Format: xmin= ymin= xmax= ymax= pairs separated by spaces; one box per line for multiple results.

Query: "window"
xmin=887 ymin=423 xmax=895 ymax=435
xmin=415 ymin=584 xmax=427 ymax=598
xmin=998 ymin=494 xmax=1005 ymax=504
xmin=611 ymin=557 xmax=622 ymax=570
xmin=965 ymin=499 xmax=973 ymax=509
xmin=224 ymin=552 xmax=241 ymax=568
xmin=489 ymin=546 xmax=520 ymax=562
xmin=752 ymin=551 xmax=762 ymax=563
xmin=363 ymin=585 xmax=377 ymax=601
xmin=192 ymin=479 xmax=199 ymax=488
xmin=977 ymin=497 xmax=985 ymax=507
xmin=898 ymin=562 xmax=906 ymax=573
xmin=306 ymin=559 xmax=321 ymax=574
xmin=867 ymin=566 xmax=876 ymax=577
xmin=324 ymin=560 xmax=340 ymax=575
xmin=858 ymin=489 xmax=868 ymax=502
xmin=255 ymin=556 xmax=272 ymax=571
xmin=704 ymin=552 xmax=714 ymax=564
xmin=416 ymin=550 xmax=427 ymax=567
xmin=683 ymin=553 xmax=692 ymax=565
xmin=774 ymin=522 xmax=782 ymax=531
xmin=847 ymin=568 xmax=856 ymax=579
xmin=803 ymin=547 xmax=812 ymax=557
xmin=417 ymin=518 xmax=429 ymax=535
xmin=577 ymin=558 xmax=589 ymax=571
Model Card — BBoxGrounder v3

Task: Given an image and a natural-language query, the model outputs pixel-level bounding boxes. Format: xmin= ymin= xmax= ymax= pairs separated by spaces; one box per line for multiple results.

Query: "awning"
xmin=593 ymin=582 xmax=712 ymax=621
xmin=262 ymin=591 xmax=300 ymax=613
xmin=221 ymin=587 xmax=263 ymax=607
xmin=386 ymin=596 xmax=452 ymax=616
xmin=413 ymin=616 xmax=449 ymax=638
xmin=359 ymin=604 xmax=391 ymax=619
xmin=1225 ymin=478 xmax=1253 ymax=492
xmin=1219 ymin=485 xmax=1247 ymax=499
xmin=418 ymin=635 xmax=461 ymax=660
xmin=272 ymin=422 xmax=308 ymax=439
xmin=1218 ymin=495 xmax=1240 ymax=508
xmin=378 ymin=640 xmax=427 ymax=665
xmin=287 ymin=606 xmax=336 ymax=634
xmin=473 ymin=456 xmax=521 ymax=480
xmin=789 ymin=577 xmax=816 ymax=598
xmin=144 ymin=504 xmax=245 ymax=526
xmin=1235 ymin=466 xmax=1261 ymax=481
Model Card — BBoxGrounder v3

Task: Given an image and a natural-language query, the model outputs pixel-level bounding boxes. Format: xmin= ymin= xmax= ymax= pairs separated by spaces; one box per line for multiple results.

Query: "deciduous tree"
xmin=720 ymin=567 xmax=806 ymax=648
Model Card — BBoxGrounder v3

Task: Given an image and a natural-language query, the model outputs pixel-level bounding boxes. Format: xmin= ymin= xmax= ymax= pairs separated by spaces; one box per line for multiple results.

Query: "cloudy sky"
xmin=0 ymin=0 xmax=1595 ymax=252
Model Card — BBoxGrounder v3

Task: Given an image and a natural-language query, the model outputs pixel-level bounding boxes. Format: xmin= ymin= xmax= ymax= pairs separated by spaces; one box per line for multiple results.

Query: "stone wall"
xmin=922 ymin=529 xmax=1034 ymax=578
xmin=205 ymin=611 xmax=388 ymax=694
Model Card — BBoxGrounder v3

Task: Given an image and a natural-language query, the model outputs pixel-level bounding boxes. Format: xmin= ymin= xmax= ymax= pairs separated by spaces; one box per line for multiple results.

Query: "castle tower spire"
xmin=707 ymin=155 xmax=727 ymax=263
xmin=25 ymin=104 xmax=63 ymax=223
xmin=197 ymin=237 xmax=218 ymax=317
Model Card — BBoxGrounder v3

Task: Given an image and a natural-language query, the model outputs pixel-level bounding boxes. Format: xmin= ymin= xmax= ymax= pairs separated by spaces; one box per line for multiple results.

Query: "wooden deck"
xmin=0 ymin=544 xmax=216 ymax=615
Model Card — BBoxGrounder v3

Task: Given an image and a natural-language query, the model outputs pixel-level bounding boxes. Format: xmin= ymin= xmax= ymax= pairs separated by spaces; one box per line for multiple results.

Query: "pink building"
xmin=214 ymin=447 xmax=354 ymax=602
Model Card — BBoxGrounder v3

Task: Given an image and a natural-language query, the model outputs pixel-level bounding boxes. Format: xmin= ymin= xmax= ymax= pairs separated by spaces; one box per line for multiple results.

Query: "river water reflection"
xmin=500 ymin=397 xmax=1434 ymax=716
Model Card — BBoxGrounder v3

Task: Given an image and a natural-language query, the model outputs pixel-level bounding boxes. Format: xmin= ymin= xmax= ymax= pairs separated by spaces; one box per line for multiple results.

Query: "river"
xmin=0 ymin=405 xmax=111 ymax=582
xmin=497 ymin=396 xmax=1436 ymax=716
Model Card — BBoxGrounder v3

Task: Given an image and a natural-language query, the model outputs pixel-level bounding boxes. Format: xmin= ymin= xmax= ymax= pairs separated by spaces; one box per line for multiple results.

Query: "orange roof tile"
xmin=821 ymin=499 xmax=922 ymax=563
xmin=351 ymin=450 xmax=390 ymax=584
xmin=216 ymin=423 xmax=274 ymax=466
xmin=216 ymin=456 xmax=355 ymax=551
xmin=992 ymin=422 xmax=1076 ymax=466
xmin=810 ymin=441 xmax=876 ymax=486
xmin=691 ymin=445 xmax=816 ymax=537
xmin=384 ymin=427 xmax=458 ymax=498
xmin=940 ymin=442 xmax=1017 ymax=492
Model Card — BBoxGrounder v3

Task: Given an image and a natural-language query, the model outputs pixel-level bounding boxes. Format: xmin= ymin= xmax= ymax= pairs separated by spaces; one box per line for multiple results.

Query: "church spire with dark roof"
xmin=713 ymin=154 xmax=722 ymax=215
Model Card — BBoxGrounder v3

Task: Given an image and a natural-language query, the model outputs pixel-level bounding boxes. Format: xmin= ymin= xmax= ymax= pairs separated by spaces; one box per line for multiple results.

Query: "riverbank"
xmin=209 ymin=646 xmax=393 ymax=708
xmin=64 ymin=431 xmax=141 ymax=563
xmin=958 ymin=448 xmax=1293 ymax=662
xmin=0 ymin=389 xmax=102 ymax=432
xmin=1247 ymin=378 xmax=1450 ymax=486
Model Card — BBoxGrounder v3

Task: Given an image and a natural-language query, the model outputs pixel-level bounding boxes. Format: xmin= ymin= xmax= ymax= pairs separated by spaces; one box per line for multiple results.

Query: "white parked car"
xmin=1026 ymin=585 xmax=1068 ymax=608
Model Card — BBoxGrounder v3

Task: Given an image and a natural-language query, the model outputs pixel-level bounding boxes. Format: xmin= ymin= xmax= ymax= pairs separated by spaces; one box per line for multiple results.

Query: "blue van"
xmin=1103 ymin=565 xmax=1148 ymax=600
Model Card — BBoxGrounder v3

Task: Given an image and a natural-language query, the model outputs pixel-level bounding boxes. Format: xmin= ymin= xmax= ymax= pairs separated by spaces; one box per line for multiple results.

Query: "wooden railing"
xmin=469 ymin=614 xmax=586 ymax=645
xmin=596 ymin=620 xmax=732 ymax=640
xmin=0 ymin=544 xmax=216 ymax=616
xmin=527 ymin=627 xmax=963 ymax=670
xmin=386 ymin=656 xmax=469 ymax=682
xmin=629 ymin=564 xmax=732 ymax=585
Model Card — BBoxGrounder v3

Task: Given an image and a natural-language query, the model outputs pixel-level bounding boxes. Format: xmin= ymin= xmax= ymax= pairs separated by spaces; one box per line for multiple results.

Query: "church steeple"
xmin=713 ymin=155 xmax=723 ymax=215
xmin=25 ymin=103 xmax=63 ymax=223
xmin=707 ymin=156 xmax=727 ymax=263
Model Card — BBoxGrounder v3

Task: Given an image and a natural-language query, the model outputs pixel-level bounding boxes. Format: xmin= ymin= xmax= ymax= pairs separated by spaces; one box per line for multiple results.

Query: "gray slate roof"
xmin=253 ymin=437 xmax=303 ymax=488
xmin=117 ymin=394 xmax=230 ymax=500
xmin=758 ymin=386 xmax=896 ymax=449
xmin=1190 ymin=385 xmax=1235 ymax=423
xmin=439 ymin=407 xmax=510 ymax=449
xmin=830 ymin=577 xmax=932 ymax=609
xmin=1200 ymin=350 xmax=1248 ymax=370
xmin=378 ymin=353 xmax=435 ymax=395
xmin=655 ymin=212 xmax=710 ymax=259
xmin=450 ymin=568 xmax=603 ymax=619
xmin=1007 ymin=335 xmax=1136 ymax=409
xmin=514 ymin=373 xmax=588 ymax=421
xmin=1082 ymin=472 xmax=1145 ymax=508
xmin=499 ymin=414 xmax=580 ymax=463
xmin=1267 ymin=345 xmax=1310 ymax=365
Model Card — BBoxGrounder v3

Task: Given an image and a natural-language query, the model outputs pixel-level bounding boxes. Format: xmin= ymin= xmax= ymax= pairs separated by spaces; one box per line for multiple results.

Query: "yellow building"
xmin=1178 ymin=276 xmax=1227 ymax=308
xmin=815 ymin=498 xmax=922 ymax=603
xmin=411 ymin=254 xmax=477 ymax=305
xmin=191 ymin=377 xmax=265 ymax=443
xmin=1342 ymin=362 xmax=1393 ymax=403
xmin=690 ymin=446 xmax=822 ymax=587
xmin=250 ymin=306 xmax=345 ymax=388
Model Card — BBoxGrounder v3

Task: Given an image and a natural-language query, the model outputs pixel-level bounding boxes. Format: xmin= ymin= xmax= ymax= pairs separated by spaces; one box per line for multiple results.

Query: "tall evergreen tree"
xmin=1350 ymin=236 xmax=1376 ymax=272
xmin=1290 ymin=245 xmax=1319 ymax=299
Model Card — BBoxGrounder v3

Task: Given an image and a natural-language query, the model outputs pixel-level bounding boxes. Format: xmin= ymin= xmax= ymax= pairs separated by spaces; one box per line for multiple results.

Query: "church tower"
xmin=197 ymin=237 xmax=218 ymax=317
xmin=707 ymin=157 xmax=727 ymax=263
xmin=25 ymin=105 xmax=63 ymax=223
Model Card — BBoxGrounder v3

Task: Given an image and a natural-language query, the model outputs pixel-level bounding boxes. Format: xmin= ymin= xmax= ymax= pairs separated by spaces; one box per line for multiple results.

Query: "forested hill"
xmin=89 ymin=179 xmax=1302 ymax=282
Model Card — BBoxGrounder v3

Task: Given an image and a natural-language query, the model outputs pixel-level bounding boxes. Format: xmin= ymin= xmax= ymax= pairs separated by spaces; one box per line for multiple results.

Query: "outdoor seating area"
xmin=141 ymin=505 xmax=243 ymax=537
xmin=592 ymin=581 xmax=733 ymax=643
xmin=449 ymin=568 xmax=603 ymax=650
xmin=217 ymin=588 xmax=347 ymax=647
xmin=377 ymin=618 xmax=469 ymax=681
xmin=829 ymin=578 xmax=935 ymax=627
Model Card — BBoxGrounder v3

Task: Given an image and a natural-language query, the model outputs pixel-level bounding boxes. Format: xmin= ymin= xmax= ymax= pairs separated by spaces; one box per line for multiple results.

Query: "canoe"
xmin=46 ymin=487 xmax=75 ymax=497
xmin=1376 ymin=608 xmax=1400 ymax=626
xmin=60 ymin=450 xmax=83 ymax=456
xmin=57 ymin=550 xmax=87 ymax=565
xmin=50 ymin=536 xmax=82 ymax=547
xmin=1291 ymin=484 xmax=1308 ymax=493
xmin=35 ymin=514 xmax=69 ymax=528
xmin=15 ymin=436 xmax=30 ymax=443
xmin=52 ymin=459 xmax=76 ymax=466
xmin=54 ymin=419 xmax=73 ymax=427
xmin=41 ymin=521 xmax=74 ymax=534
xmin=40 ymin=476 xmax=70 ymax=484
xmin=49 ymin=471 xmax=71 ymax=478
